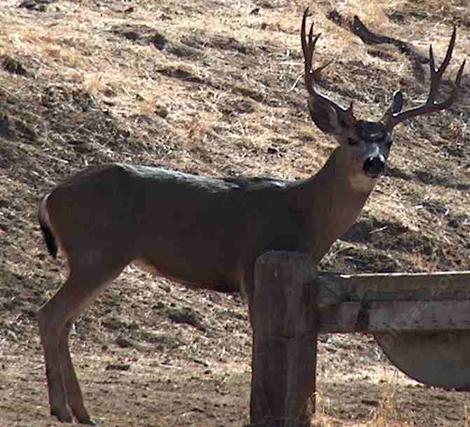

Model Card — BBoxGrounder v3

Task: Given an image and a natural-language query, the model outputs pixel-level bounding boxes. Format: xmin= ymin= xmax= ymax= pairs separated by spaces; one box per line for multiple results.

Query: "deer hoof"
xmin=77 ymin=416 xmax=97 ymax=425
xmin=51 ymin=407 xmax=73 ymax=423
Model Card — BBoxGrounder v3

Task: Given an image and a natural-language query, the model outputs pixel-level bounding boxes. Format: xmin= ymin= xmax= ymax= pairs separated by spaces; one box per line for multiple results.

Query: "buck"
xmin=37 ymin=10 xmax=465 ymax=424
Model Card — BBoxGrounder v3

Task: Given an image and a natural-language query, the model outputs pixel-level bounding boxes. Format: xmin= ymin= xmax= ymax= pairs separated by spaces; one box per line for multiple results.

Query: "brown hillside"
xmin=0 ymin=0 xmax=469 ymax=426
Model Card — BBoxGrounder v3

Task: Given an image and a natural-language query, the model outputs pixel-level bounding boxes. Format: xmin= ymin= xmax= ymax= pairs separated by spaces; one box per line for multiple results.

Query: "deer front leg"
xmin=242 ymin=268 xmax=256 ymax=325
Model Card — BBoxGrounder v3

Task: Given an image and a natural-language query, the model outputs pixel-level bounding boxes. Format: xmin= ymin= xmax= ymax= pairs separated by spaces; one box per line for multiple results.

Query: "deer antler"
xmin=301 ymin=8 xmax=356 ymax=132
xmin=383 ymin=27 xmax=466 ymax=130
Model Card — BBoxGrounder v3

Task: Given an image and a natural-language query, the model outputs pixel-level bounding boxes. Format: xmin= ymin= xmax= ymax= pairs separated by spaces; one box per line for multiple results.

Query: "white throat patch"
xmin=348 ymin=173 xmax=377 ymax=193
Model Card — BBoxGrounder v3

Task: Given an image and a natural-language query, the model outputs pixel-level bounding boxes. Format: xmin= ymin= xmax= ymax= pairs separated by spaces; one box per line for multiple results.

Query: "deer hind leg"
xmin=59 ymin=321 xmax=94 ymax=424
xmin=38 ymin=255 xmax=129 ymax=424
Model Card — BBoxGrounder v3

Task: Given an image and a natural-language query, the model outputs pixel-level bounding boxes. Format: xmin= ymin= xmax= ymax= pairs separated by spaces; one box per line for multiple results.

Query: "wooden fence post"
xmin=250 ymin=251 xmax=317 ymax=427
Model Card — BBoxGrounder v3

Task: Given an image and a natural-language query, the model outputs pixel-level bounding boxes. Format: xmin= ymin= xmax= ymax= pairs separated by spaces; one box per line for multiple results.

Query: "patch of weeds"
xmin=0 ymin=114 xmax=12 ymax=139
xmin=209 ymin=35 xmax=250 ymax=55
xmin=18 ymin=0 xmax=56 ymax=12
xmin=151 ymin=32 xmax=167 ymax=50
xmin=155 ymin=65 xmax=204 ymax=84
xmin=2 ymin=56 xmax=28 ymax=76
xmin=180 ymin=33 xmax=205 ymax=49
xmin=233 ymin=85 xmax=265 ymax=103
xmin=167 ymin=306 xmax=206 ymax=332
xmin=136 ymin=330 xmax=182 ymax=349
xmin=341 ymin=217 xmax=409 ymax=244
xmin=155 ymin=104 xmax=169 ymax=118
xmin=105 ymin=363 xmax=131 ymax=371
xmin=102 ymin=316 xmax=140 ymax=332
xmin=111 ymin=24 xmax=167 ymax=50
xmin=219 ymin=97 xmax=255 ymax=116
xmin=166 ymin=43 xmax=201 ymax=59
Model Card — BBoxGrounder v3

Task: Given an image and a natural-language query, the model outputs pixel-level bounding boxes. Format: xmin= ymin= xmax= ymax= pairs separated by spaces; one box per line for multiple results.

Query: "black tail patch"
xmin=38 ymin=208 xmax=57 ymax=259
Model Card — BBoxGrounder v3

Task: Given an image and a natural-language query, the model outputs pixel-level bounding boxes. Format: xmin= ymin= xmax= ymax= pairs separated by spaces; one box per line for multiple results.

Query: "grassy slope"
xmin=0 ymin=0 xmax=469 ymax=425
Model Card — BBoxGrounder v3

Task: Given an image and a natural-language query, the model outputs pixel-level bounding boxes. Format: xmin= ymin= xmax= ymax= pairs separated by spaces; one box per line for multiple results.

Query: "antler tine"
xmin=301 ymin=8 xmax=353 ymax=116
xmin=301 ymin=9 xmax=308 ymax=59
xmin=428 ymin=26 xmax=456 ymax=98
xmin=384 ymin=26 xmax=466 ymax=130
xmin=301 ymin=9 xmax=320 ymax=97
xmin=456 ymin=58 xmax=466 ymax=86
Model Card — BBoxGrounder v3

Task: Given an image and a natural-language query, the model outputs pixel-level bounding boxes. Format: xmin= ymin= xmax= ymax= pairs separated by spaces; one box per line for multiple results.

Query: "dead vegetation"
xmin=0 ymin=0 xmax=469 ymax=426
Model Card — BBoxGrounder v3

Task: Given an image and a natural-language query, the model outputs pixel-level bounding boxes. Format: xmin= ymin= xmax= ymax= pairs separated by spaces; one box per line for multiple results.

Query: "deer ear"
xmin=308 ymin=98 xmax=355 ymax=135
xmin=308 ymin=98 xmax=340 ymax=134
xmin=391 ymin=90 xmax=404 ymax=114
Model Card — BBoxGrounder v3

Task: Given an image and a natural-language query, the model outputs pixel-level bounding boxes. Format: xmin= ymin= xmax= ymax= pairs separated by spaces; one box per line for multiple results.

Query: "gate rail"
xmin=249 ymin=251 xmax=470 ymax=427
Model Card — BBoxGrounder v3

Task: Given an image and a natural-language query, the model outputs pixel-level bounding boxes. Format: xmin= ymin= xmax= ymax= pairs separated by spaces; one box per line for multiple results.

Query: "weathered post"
xmin=250 ymin=251 xmax=317 ymax=427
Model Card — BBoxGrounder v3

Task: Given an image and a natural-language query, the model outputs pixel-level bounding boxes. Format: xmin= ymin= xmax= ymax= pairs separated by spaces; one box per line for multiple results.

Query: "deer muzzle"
xmin=363 ymin=156 xmax=385 ymax=178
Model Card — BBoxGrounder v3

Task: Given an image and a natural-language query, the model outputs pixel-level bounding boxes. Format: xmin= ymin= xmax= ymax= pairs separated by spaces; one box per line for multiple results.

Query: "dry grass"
xmin=0 ymin=0 xmax=469 ymax=425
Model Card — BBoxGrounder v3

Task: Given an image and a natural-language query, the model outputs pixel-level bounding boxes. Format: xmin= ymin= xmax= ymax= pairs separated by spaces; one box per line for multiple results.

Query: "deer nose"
xmin=363 ymin=156 xmax=385 ymax=178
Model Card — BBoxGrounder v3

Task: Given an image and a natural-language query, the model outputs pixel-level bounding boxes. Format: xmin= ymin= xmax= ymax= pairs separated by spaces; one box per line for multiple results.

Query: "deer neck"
xmin=298 ymin=147 xmax=376 ymax=263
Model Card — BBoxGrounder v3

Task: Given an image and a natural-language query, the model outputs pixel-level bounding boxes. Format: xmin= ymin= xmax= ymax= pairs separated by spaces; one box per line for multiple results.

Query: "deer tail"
xmin=38 ymin=195 xmax=57 ymax=259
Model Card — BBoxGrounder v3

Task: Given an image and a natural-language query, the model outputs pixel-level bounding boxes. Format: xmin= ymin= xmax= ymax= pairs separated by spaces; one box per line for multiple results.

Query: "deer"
xmin=36 ymin=9 xmax=465 ymax=425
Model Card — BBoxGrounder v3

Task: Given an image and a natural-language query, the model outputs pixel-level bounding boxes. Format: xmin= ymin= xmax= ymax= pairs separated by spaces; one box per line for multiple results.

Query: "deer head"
xmin=301 ymin=9 xmax=465 ymax=182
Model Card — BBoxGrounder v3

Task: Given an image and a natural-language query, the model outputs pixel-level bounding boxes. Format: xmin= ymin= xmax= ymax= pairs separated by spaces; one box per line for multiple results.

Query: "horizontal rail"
xmin=318 ymin=300 xmax=470 ymax=333
xmin=314 ymin=271 xmax=470 ymax=306
xmin=251 ymin=252 xmax=470 ymax=426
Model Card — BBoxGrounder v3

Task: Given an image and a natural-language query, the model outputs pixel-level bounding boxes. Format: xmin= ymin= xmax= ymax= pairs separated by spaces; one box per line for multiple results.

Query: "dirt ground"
xmin=0 ymin=0 xmax=469 ymax=426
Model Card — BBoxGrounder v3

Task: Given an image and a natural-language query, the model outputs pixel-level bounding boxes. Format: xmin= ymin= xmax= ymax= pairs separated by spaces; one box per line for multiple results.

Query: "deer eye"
xmin=348 ymin=138 xmax=359 ymax=146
